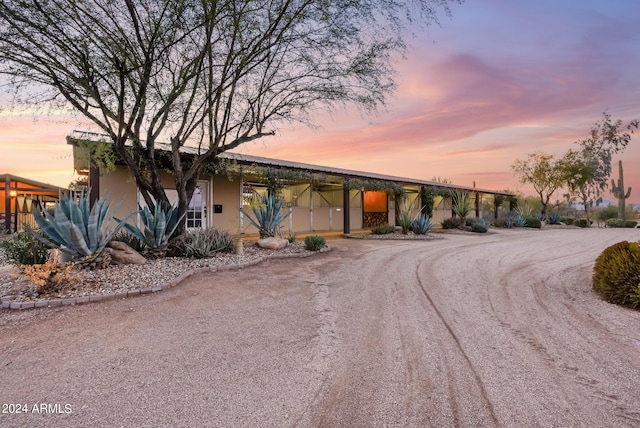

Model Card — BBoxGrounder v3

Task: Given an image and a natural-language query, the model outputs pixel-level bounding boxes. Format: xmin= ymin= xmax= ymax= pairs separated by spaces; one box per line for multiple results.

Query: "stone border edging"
xmin=1 ymin=246 xmax=330 ymax=311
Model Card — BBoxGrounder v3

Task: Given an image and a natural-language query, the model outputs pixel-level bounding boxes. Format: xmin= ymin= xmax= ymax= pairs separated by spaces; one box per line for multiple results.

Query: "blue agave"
xmin=28 ymin=190 xmax=132 ymax=259
xmin=242 ymin=194 xmax=291 ymax=238
xmin=411 ymin=215 xmax=432 ymax=234
xmin=119 ymin=203 xmax=185 ymax=256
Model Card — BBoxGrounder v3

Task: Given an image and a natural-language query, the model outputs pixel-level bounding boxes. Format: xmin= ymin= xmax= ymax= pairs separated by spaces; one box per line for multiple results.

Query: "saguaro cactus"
xmin=611 ymin=160 xmax=632 ymax=220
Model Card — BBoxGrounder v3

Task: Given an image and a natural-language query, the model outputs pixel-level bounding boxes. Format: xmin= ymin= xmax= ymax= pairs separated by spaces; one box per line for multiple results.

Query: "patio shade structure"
xmin=0 ymin=174 xmax=67 ymax=232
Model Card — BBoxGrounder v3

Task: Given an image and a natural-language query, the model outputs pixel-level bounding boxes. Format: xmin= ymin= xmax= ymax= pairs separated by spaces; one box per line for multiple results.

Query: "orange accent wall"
xmin=363 ymin=191 xmax=387 ymax=212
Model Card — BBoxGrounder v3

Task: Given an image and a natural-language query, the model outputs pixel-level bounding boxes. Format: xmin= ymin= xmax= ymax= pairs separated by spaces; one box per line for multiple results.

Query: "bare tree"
xmin=0 ymin=0 xmax=459 ymax=232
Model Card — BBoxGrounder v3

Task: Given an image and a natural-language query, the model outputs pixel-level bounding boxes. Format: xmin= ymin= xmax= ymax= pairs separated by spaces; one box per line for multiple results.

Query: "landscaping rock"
xmin=106 ymin=241 xmax=147 ymax=265
xmin=257 ymin=237 xmax=289 ymax=250
xmin=393 ymin=226 xmax=403 ymax=234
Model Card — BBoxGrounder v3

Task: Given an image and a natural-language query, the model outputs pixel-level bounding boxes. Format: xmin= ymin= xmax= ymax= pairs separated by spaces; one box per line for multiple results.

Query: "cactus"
xmin=611 ymin=160 xmax=632 ymax=220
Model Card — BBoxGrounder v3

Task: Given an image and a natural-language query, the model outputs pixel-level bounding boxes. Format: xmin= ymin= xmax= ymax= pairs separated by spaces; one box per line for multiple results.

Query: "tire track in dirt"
xmin=414 ymin=256 xmax=500 ymax=427
xmin=475 ymin=229 xmax=640 ymax=426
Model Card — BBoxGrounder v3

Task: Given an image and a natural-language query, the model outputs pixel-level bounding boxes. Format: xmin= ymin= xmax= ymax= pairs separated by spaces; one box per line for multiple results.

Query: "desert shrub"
xmin=625 ymin=220 xmax=638 ymax=228
xmin=411 ymin=216 xmax=432 ymax=234
xmin=371 ymin=224 xmax=394 ymax=235
xmin=441 ymin=217 xmax=461 ymax=229
xmin=598 ymin=205 xmax=619 ymax=222
xmin=470 ymin=218 xmax=490 ymax=233
xmin=547 ymin=212 xmax=562 ymax=225
xmin=494 ymin=214 xmax=515 ymax=228
xmin=606 ymin=218 xmax=626 ymax=228
xmin=574 ymin=219 xmax=589 ymax=228
xmin=524 ymin=217 xmax=542 ymax=229
xmin=561 ymin=217 xmax=575 ymax=225
xmin=111 ymin=230 xmax=145 ymax=252
xmin=0 ymin=230 xmax=50 ymax=265
xmin=592 ymin=241 xmax=640 ymax=308
xmin=304 ymin=235 xmax=326 ymax=251
xmin=174 ymin=228 xmax=233 ymax=258
xmin=286 ymin=233 xmax=297 ymax=243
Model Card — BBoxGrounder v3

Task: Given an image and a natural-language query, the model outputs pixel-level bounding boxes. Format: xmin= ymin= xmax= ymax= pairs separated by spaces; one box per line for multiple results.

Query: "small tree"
xmin=558 ymin=113 xmax=639 ymax=225
xmin=512 ymin=152 xmax=564 ymax=218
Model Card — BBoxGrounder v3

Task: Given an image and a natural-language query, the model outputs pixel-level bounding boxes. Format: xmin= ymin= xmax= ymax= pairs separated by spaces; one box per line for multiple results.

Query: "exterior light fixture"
xmin=9 ymin=190 xmax=17 ymax=197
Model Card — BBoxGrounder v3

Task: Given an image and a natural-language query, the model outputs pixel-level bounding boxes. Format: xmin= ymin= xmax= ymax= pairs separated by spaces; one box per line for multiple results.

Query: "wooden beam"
xmin=89 ymin=164 xmax=100 ymax=208
xmin=343 ymin=187 xmax=350 ymax=234
xmin=4 ymin=178 xmax=10 ymax=232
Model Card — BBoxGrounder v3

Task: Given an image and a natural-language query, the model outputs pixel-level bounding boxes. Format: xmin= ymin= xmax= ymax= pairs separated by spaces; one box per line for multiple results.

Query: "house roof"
xmin=67 ymin=130 xmax=513 ymax=197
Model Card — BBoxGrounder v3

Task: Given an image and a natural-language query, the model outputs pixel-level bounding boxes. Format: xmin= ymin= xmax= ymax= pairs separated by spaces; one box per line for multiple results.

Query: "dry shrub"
xmin=19 ymin=250 xmax=75 ymax=294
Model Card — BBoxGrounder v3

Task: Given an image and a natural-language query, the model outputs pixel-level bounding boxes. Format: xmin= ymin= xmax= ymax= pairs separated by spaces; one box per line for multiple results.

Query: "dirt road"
xmin=1 ymin=228 xmax=640 ymax=427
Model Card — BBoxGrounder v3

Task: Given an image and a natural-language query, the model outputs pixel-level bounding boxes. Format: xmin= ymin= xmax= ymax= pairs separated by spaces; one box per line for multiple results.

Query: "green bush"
xmin=173 ymin=228 xmax=232 ymax=258
xmin=0 ymin=231 xmax=50 ymax=265
xmin=441 ymin=217 xmax=461 ymax=229
xmin=561 ymin=217 xmax=575 ymax=225
xmin=606 ymin=218 xmax=625 ymax=228
xmin=371 ymin=224 xmax=394 ymax=234
xmin=592 ymin=241 xmax=640 ymax=308
xmin=304 ymin=235 xmax=326 ymax=251
xmin=524 ymin=217 xmax=542 ymax=228
xmin=574 ymin=219 xmax=589 ymax=228
xmin=625 ymin=220 xmax=638 ymax=228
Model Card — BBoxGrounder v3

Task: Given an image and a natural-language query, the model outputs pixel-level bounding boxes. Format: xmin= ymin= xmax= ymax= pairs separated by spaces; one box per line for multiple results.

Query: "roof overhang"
xmin=66 ymin=130 xmax=514 ymax=197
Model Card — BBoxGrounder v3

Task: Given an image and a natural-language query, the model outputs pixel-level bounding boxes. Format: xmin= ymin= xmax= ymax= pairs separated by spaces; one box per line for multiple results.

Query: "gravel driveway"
xmin=1 ymin=228 xmax=640 ymax=427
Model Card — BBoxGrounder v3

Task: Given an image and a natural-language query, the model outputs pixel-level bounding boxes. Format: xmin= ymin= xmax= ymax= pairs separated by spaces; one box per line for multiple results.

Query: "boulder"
xmin=106 ymin=241 xmax=147 ymax=265
xmin=257 ymin=237 xmax=289 ymax=250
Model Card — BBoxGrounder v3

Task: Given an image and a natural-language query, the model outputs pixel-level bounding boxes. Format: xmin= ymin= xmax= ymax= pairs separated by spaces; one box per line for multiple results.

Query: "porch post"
xmin=4 ymin=178 xmax=11 ymax=232
xmin=475 ymin=192 xmax=480 ymax=218
xmin=343 ymin=186 xmax=350 ymax=234
xmin=89 ymin=164 xmax=100 ymax=208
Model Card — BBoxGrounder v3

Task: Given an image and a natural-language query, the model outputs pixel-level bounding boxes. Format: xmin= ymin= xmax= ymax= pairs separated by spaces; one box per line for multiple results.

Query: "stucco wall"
xmin=99 ymin=167 xmax=139 ymax=222
xmin=212 ymin=176 xmax=241 ymax=233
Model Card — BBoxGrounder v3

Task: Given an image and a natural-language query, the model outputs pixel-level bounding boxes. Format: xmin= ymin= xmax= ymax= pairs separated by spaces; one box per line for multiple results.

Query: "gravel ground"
xmin=0 ymin=242 xmax=313 ymax=302
xmin=1 ymin=228 xmax=640 ymax=427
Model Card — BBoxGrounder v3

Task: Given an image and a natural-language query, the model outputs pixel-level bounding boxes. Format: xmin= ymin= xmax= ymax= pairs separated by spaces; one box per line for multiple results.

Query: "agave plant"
xmin=451 ymin=189 xmax=472 ymax=229
xmin=28 ymin=190 xmax=132 ymax=269
xmin=411 ymin=215 xmax=432 ymax=234
xmin=242 ymin=194 xmax=291 ymax=238
xmin=119 ymin=203 xmax=185 ymax=258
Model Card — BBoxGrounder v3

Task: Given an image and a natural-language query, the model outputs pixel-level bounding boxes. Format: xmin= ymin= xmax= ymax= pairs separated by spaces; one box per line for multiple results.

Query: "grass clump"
xmin=593 ymin=241 xmax=640 ymax=309
xmin=304 ymin=235 xmax=326 ymax=251
xmin=173 ymin=228 xmax=232 ymax=258
xmin=371 ymin=224 xmax=394 ymax=235
xmin=574 ymin=219 xmax=590 ymax=228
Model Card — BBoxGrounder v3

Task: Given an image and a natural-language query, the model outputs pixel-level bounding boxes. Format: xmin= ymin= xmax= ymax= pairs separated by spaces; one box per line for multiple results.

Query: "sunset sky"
xmin=1 ymin=0 xmax=640 ymax=202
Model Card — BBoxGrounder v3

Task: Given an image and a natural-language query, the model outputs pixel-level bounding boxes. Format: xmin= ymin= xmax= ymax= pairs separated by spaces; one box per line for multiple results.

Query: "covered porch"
xmin=0 ymin=174 xmax=67 ymax=233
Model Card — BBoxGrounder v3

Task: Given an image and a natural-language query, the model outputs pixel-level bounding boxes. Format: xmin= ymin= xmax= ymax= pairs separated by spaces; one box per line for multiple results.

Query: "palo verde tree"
xmin=511 ymin=152 xmax=564 ymax=218
xmin=0 ymin=0 xmax=460 ymax=233
xmin=558 ymin=112 xmax=638 ymax=224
